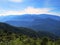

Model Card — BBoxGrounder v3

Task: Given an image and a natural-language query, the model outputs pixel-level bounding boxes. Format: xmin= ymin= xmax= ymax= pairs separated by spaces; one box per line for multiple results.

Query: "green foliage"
xmin=0 ymin=30 xmax=59 ymax=45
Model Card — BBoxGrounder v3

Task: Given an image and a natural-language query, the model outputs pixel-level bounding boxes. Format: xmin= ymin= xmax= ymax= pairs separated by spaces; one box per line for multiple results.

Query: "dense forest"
xmin=0 ymin=22 xmax=60 ymax=45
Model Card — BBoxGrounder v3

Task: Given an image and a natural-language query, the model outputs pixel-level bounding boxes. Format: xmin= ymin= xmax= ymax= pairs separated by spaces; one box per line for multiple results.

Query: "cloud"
xmin=22 ymin=7 xmax=52 ymax=14
xmin=8 ymin=0 xmax=22 ymax=3
xmin=0 ymin=7 xmax=59 ymax=16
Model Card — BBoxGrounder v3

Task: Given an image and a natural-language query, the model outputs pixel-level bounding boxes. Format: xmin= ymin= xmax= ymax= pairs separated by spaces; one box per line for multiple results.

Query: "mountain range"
xmin=0 ymin=14 xmax=60 ymax=37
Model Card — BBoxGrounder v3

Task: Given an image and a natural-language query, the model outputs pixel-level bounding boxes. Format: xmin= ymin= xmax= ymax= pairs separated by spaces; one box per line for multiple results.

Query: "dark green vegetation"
xmin=0 ymin=22 xmax=60 ymax=45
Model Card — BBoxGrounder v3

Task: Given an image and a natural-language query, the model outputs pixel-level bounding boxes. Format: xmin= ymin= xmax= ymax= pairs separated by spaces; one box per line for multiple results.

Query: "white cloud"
xmin=22 ymin=7 xmax=52 ymax=14
xmin=8 ymin=0 xmax=22 ymax=3
xmin=0 ymin=7 xmax=59 ymax=16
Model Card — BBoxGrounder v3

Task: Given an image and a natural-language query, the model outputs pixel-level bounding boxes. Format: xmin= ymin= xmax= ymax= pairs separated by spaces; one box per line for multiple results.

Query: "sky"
xmin=0 ymin=0 xmax=60 ymax=16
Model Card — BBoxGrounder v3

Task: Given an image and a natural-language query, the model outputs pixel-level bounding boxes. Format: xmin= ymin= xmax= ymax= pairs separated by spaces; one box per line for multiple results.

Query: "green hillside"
xmin=0 ymin=22 xmax=60 ymax=45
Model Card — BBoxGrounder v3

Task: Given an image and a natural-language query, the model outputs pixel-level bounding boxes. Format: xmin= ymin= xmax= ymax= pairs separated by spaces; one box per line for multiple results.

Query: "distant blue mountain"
xmin=0 ymin=14 xmax=60 ymax=36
